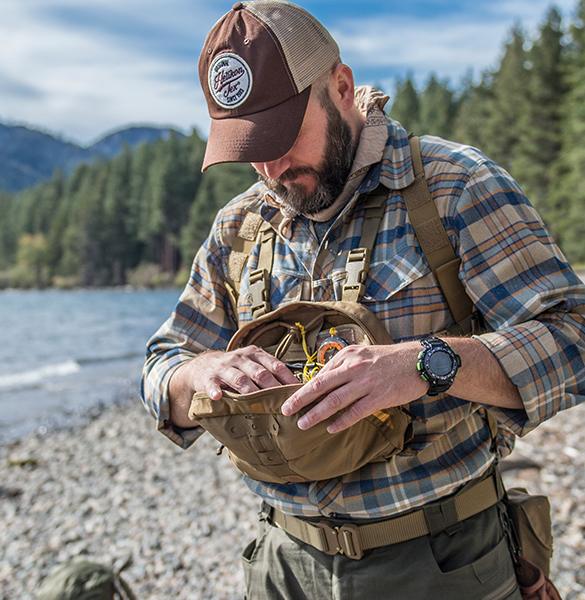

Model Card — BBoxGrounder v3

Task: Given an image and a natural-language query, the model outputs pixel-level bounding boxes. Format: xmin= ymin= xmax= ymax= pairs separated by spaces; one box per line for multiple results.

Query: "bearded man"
xmin=140 ymin=2 xmax=585 ymax=598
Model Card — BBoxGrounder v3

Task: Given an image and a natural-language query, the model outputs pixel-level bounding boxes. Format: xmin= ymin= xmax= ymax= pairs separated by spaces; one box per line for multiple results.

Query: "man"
xmin=141 ymin=1 xmax=585 ymax=598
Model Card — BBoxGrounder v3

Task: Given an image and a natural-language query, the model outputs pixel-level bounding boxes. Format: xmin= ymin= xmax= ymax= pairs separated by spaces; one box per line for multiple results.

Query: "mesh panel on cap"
xmin=244 ymin=1 xmax=339 ymax=92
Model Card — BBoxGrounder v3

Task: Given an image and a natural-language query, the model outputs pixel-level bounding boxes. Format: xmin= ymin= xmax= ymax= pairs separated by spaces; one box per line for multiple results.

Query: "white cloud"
xmin=0 ymin=0 xmax=579 ymax=144
xmin=0 ymin=1 xmax=213 ymax=144
xmin=332 ymin=0 xmax=578 ymax=92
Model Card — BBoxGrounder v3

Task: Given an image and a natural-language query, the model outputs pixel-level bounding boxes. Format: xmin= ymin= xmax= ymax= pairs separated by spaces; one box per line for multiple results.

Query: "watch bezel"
xmin=422 ymin=346 xmax=459 ymax=382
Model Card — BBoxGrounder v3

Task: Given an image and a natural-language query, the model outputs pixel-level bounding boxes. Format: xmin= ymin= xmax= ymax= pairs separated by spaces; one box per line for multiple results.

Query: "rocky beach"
xmin=1 ymin=398 xmax=584 ymax=600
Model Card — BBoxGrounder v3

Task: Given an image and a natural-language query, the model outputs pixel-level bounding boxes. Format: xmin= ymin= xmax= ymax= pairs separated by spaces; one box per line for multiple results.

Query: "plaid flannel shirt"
xmin=140 ymin=118 xmax=585 ymax=519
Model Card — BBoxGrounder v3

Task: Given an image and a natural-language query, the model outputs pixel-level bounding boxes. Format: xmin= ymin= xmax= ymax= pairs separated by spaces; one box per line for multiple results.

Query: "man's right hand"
xmin=168 ymin=346 xmax=297 ymax=428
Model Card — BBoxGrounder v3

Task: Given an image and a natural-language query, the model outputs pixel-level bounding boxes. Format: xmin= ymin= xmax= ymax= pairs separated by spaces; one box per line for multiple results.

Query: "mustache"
xmin=261 ymin=166 xmax=320 ymax=187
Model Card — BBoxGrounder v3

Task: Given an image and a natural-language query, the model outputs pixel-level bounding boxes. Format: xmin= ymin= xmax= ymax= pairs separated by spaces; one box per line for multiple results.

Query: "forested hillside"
xmin=1 ymin=2 xmax=583 ymax=288
xmin=0 ymin=131 xmax=256 ymax=287
xmin=0 ymin=124 xmax=183 ymax=193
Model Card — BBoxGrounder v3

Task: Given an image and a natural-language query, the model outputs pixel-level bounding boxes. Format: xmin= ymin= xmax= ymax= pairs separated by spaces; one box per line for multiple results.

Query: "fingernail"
xmin=281 ymin=401 xmax=291 ymax=416
xmin=297 ymin=417 xmax=308 ymax=430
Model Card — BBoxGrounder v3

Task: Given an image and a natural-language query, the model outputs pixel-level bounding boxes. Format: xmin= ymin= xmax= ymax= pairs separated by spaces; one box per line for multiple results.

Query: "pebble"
xmin=0 ymin=399 xmax=584 ymax=599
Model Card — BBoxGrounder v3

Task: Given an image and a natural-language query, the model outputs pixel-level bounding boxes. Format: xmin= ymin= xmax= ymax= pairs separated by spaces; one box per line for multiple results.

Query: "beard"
xmin=259 ymin=94 xmax=357 ymax=216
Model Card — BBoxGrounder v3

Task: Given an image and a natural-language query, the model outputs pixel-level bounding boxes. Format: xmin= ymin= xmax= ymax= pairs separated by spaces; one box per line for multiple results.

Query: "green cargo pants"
xmin=242 ymin=501 xmax=522 ymax=599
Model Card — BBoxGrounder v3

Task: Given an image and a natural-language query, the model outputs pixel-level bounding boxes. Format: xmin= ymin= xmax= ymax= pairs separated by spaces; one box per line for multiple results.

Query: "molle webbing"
xmin=341 ymin=189 xmax=387 ymax=302
xmin=226 ymin=212 xmax=264 ymax=316
xmin=248 ymin=223 xmax=275 ymax=319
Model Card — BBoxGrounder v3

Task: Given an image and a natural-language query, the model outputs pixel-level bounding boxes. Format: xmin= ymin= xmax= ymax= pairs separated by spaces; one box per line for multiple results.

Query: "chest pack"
xmin=188 ymin=137 xmax=487 ymax=484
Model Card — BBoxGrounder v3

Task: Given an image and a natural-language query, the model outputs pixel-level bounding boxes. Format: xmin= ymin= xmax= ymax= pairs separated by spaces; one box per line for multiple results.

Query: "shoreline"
xmin=1 ymin=399 xmax=584 ymax=599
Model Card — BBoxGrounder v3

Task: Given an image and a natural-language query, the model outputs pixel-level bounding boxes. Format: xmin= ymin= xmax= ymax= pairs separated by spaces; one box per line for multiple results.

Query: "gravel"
xmin=1 ymin=399 xmax=583 ymax=599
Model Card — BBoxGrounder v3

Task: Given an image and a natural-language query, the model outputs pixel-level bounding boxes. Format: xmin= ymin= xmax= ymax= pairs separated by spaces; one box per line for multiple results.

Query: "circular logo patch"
xmin=208 ymin=52 xmax=253 ymax=109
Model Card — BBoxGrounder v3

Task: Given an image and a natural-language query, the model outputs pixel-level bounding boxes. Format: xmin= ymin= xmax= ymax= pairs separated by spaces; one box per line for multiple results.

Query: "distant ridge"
xmin=0 ymin=122 xmax=186 ymax=193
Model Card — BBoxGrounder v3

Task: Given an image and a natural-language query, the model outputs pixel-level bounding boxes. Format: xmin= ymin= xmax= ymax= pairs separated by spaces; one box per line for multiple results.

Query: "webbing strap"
xmin=405 ymin=137 xmax=474 ymax=329
xmin=249 ymin=222 xmax=275 ymax=319
xmin=225 ymin=213 xmax=265 ymax=316
xmin=341 ymin=189 xmax=387 ymax=302
xmin=270 ymin=472 xmax=502 ymax=560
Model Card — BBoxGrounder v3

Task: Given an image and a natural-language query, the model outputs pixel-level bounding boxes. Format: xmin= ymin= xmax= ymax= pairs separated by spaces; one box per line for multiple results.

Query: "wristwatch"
xmin=416 ymin=336 xmax=461 ymax=396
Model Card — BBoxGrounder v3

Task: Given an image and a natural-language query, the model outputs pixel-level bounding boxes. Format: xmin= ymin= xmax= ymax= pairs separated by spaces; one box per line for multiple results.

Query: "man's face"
xmin=252 ymin=90 xmax=356 ymax=216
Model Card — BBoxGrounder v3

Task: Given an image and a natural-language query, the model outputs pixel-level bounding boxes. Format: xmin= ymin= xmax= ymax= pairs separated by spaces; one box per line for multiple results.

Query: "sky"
xmin=0 ymin=0 xmax=578 ymax=146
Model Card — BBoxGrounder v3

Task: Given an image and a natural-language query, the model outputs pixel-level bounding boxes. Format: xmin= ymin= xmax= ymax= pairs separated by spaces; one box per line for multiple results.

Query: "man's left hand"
xmin=280 ymin=342 xmax=427 ymax=433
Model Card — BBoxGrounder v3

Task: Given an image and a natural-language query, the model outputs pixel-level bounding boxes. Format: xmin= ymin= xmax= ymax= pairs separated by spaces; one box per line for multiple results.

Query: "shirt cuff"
xmin=156 ymin=359 xmax=206 ymax=449
xmin=473 ymin=319 xmax=564 ymax=436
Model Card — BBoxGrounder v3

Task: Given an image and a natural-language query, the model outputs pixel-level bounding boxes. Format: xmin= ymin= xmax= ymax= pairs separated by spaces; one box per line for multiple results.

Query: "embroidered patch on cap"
xmin=208 ymin=52 xmax=253 ymax=109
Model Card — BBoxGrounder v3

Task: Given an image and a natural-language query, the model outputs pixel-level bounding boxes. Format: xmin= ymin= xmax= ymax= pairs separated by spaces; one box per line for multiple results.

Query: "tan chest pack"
xmin=188 ymin=137 xmax=487 ymax=484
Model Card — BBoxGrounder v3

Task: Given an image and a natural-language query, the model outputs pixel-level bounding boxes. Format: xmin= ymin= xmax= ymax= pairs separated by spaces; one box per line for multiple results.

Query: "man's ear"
xmin=329 ymin=63 xmax=355 ymax=111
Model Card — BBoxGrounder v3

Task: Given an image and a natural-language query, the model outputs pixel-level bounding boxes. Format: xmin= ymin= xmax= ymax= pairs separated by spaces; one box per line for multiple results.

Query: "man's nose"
xmin=252 ymin=155 xmax=291 ymax=181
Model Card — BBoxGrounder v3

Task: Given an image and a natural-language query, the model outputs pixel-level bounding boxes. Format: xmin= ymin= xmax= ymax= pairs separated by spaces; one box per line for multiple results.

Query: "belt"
xmin=268 ymin=470 xmax=504 ymax=560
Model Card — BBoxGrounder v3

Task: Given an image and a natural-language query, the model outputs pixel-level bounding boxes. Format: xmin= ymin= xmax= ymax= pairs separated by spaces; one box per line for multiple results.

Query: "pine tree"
xmin=512 ymin=8 xmax=566 ymax=220
xmin=483 ymin=26 xmax=530 ymax=168
xmin=181 ymin=163 xmax=256 ymax=264
xmin=553 ymin=0 xmax=585 ymax=262
xmin=389 ymin=75 xmax=420 ymax=133
xmin=103 ymin=146 xmax=132 ymax=284
xmin=418 ymin=75 xmax=456 ymax=138
xmin=453 ymin=72 xmax=494 ymax=150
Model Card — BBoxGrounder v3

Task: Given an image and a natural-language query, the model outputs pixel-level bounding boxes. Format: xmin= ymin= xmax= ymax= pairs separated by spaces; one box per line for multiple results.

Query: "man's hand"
xmin=279 ymin=336 xmax=524 ymax=434
xmin=168 ymin=346 xmax=297 ymax=428
xmin=281 ymin=342 xmax=426 ymax=433
xmin=189 ymin=346 xmax=298 ymax=400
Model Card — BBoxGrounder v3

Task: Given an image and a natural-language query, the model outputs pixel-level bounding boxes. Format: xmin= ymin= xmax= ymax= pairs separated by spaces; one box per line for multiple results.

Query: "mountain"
xmin=0 ymin=123 xmax=186 ymax=193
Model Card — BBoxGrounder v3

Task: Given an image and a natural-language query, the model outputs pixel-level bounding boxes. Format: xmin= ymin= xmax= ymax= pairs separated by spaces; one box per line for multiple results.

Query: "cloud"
xmin=0 ymin=0 xmax=580 ymax=144
xmin=0 ymin=1 xmax=212 ymax=144
xmin=330 ymin=0 xmax=578 ymax=91
xmin=0 ymin=73 xmax=44 ymax=101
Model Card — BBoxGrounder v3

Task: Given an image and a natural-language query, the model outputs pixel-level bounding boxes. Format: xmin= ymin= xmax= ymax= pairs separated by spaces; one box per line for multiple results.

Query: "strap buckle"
xmin=316 ymin=523 xmax=364 ymax=560
xmin=342 ymin=247 xmax=370 ymax=301
xmin=248 ymin=268 xmax=270 ymax=317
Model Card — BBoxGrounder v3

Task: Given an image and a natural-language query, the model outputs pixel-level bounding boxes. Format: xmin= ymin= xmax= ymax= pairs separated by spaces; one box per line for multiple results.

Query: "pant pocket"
xmin=424 ymin=535 xmax=521 ymax=598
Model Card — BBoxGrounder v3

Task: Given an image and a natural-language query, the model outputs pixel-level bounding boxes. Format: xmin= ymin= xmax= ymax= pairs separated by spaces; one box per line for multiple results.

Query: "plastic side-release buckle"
xmin=342 ymin=248 xmax=370 ymax=300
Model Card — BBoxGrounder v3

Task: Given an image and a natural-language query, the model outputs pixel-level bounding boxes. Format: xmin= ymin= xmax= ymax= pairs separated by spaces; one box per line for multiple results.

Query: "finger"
xmin=220 ymin=367 xmax=260 ymax=394
xmin=252 ymin=351 xmax=298 ymax=385
xmin=296 ymin=381 xmax=364 ymax=430
xmin=326 ymin=396 xmax=377 ymax=434
xmin=281 ymin=368 xmax=349 ymax=416
xmin=205 ymin=377 xmax=223 ymax=401
xmin=237 ymin=360 xmax=283 ymax=389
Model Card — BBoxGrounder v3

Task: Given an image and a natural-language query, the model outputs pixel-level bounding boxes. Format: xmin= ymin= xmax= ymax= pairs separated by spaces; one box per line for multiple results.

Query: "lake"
xmin=0 ymin=288 xmax=181 ymax=443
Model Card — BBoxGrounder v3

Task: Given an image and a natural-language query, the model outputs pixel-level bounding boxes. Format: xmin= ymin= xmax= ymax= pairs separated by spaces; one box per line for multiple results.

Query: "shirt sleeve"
xmin=139 ymin=212 xmax=238 ymax=449
xmin=455 ymin=159 xmax=585 ymax=436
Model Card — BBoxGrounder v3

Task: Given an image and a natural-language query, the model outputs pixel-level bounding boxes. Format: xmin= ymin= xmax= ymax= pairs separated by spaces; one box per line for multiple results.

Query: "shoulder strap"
xmin=405 ymin=136 xmax=474 ymax=335
xmin=225 ymin=212 xmax=275 ymax=320
xmin=225 ymin=212 xmax=264 ymax=318
xmin=408 ymin=138 xmax=499 ymax=443
xmin=248 ymin=222 xmax=275 ymax=319
xmin=341 ymin=187 xmax=388 ymax=302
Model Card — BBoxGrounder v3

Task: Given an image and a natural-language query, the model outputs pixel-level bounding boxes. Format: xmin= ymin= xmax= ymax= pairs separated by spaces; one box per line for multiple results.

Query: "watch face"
xmin=427 ymin=349 xmax=453 ymax=379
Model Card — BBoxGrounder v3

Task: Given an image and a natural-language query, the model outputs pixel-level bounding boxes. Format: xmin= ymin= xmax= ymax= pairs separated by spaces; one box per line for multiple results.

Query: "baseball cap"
xmin=198 ymin=1 xmax=340 ymax=171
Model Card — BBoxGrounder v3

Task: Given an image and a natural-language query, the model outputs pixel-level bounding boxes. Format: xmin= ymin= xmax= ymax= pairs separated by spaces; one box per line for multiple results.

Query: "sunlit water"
xmin=0 ymin=288 xmax=181 ymax=443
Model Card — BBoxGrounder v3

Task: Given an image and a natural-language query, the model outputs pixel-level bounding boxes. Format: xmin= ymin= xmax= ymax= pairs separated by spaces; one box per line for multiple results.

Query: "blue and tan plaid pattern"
xmin=141 ymin=118 xmax=585 ymax=519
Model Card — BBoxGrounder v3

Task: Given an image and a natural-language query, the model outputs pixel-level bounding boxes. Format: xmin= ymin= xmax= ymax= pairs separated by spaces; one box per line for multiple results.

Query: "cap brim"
xmin=201 ymin=86 xmax=311 ymax=171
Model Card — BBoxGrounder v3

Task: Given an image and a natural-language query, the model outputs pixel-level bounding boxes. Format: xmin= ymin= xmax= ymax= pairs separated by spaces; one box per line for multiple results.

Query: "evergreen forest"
xmin=1 ymin=2 xmax=584 ymax=289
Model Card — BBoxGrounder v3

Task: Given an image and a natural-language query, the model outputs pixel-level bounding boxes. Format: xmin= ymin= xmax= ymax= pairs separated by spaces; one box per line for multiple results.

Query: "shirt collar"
xmin=358 ymin=118 xmax=415 ymax=194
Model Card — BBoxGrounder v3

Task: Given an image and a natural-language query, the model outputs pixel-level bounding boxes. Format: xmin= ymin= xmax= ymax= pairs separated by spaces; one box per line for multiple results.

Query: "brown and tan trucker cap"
xmin=198 ymin=1 xmax=340 ymax=170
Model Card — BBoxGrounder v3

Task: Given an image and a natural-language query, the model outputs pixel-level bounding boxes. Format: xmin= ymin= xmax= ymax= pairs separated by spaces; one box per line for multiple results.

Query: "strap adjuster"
xmin=316 ymin=523 xmax=364 ymax=560
xmin=248 ymin=268 xmax=270 ymax=317
xmin=342 ymin=247 xmax=371 ymax=302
